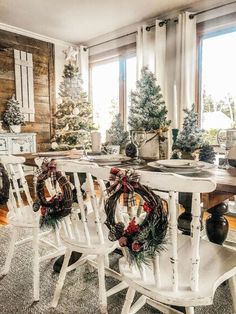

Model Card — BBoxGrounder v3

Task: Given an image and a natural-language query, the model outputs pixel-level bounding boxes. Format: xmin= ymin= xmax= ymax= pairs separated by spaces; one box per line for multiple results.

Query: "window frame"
xmin=89 ymin=43 xmax=136 ymax=129
xmin=196 ymin=12 xmax=236 ymax=126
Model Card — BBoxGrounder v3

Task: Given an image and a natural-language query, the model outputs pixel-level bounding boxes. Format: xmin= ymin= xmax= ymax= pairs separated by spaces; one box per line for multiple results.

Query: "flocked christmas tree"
xmin=129 ymin=66 xmax=171 ymax=132
xmin=51 ymin=63 xmax=94 ymax=150
xmin=3 ymin=94 xmax=25 ymax=127
xmin=106 ymin=114 xmax=129 ymax=148
xmin=174 ymin=104 xmax=204 ymax=158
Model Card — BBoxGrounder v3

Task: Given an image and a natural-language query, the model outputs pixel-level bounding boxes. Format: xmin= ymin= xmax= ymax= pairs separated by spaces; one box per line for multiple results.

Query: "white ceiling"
xmin=0 ymin=0 xmax=233 ymax=44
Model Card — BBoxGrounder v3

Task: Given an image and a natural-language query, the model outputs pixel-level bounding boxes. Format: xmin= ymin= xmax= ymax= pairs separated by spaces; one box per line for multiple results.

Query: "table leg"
xmin=205 ymin=202 xmax=229 ymax=245
xmin=178 ymin=193 xmax=192 ymax=235
xmin=178 ymin=192 xmax=204 ymax=235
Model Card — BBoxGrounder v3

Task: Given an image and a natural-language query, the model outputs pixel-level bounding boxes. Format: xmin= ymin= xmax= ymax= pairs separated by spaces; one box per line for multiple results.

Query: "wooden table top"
xmin=208 ymin=167 xmax=236 ymax=193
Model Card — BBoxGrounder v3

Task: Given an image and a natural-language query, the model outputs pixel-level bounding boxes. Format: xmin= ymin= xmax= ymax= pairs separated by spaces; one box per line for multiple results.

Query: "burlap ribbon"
xmin=107 ymin=167 xmax=140 ymax=207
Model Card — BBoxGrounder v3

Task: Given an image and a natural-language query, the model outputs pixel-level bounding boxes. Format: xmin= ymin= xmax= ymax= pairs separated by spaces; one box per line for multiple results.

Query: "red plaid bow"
xmin=107 ymin=168 xmax=140 ymax=207
xmin=38 ymin=158 xmax=57 ymax=188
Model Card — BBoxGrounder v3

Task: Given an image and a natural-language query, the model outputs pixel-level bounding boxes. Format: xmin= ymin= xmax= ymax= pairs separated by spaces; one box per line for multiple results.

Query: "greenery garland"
xmin=105 ymin=168 xmax=168 ymax=266
xmin=33 ymin=160 xmax=73 ymax=228
xmin=0 ymin=163 xmax=10 ymax=205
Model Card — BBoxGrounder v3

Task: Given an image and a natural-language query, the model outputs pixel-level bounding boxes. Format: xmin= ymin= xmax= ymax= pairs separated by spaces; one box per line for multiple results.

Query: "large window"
xmin=91 ymin=58 xmax=120 ymax=140
xmin=90 ymin=47 xmax=136 ymax=141
xmin=198 ymin=16 xmax=236 ymax=145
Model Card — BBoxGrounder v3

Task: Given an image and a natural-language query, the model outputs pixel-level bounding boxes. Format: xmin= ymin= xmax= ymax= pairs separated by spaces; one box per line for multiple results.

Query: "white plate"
xmin=33 ymin=150 xmax=83 ymax=157
xmin=147 ymin=161 xmax=215 ymax=174
xmin=156 ymin=159 xmax=200 ymax=168
xmin=89 ymin=155 xmax=131 ymax=163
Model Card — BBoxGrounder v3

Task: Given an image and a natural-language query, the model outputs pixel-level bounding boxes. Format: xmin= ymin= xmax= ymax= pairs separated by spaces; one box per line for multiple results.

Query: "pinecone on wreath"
xmin=199 ymin=144 xmax=216 ymax=164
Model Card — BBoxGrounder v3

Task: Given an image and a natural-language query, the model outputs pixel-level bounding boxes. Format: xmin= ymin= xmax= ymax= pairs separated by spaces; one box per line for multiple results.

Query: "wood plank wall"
xmin=0 ymin=29 xmax=55 ymax=151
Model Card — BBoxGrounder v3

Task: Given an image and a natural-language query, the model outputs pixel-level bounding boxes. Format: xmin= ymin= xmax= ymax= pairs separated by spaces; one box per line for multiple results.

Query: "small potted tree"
xmin=106 ymin=114 xmax=129 ymax=154
xmin=129 ymin=66 xmax=171 ymax=159
xmin=174 ymin=105 xmax=204 ymax=159
xmin=3 ymin=95 xmax=25 ymax=133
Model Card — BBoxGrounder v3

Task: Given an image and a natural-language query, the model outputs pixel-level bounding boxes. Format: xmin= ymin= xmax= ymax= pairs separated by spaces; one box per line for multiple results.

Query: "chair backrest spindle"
xmin=190 ymin=192 xmax=201 ymax=291
xmin=169 ymin=190 xmax=179 ymax=292
xmin=89 ymin=167 xmax=216 ymax=293
xmin=0 ymin=155 xmax=38 ymax=225
xmin=55 ymin=160 xmax=108 ymax=249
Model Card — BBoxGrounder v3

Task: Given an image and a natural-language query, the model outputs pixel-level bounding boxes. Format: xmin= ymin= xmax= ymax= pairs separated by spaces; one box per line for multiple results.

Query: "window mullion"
xmin=119 ymin=56 xmax=126 ymax=126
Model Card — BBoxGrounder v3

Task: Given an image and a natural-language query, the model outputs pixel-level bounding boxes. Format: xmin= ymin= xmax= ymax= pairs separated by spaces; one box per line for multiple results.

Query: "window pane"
xmin=91 ymin=59 xmax=119 ymax=141
xmin=201 ymin=30 xmax=236 ymax=144
xmin=126 ymin=56 xmax=136 ymax=127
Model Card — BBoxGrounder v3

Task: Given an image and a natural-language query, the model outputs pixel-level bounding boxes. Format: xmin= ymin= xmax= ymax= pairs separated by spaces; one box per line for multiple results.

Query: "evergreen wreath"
xmin=0 ymin=163 xmax=10 ymax=205
xmin=105 ymin=168 xmax=168 ymax=266
xmin=33 ymin=159 xmax=73 ymax=228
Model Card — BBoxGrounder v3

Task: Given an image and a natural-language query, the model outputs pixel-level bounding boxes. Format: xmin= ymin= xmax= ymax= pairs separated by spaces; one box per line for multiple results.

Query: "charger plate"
xmin=147 ymin=160 xmax=215 ymax=174
xmin=156 ymin=159 xmax=201 ymax=168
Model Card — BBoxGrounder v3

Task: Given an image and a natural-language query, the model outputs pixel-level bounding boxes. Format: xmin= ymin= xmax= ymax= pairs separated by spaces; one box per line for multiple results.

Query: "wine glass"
xmin=218 ymin=130 xmax=232 ymax=169
xmin=131 ymin=131 xmax=147 ymax=164
xmin=79 ymin=130 xmax=92 ymax=161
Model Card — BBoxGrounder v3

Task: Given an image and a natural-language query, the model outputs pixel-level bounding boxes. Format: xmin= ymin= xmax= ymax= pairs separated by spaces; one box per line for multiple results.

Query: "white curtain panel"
xmin=175 ymin=12 xmax=196 ymax=128
xmin=136 ymin=20 xmax=176 ymax=125
xmin=155 ymin=19 xmax=167 ymax=94
xmin=164 ymin=21 xmax=178 ymax=128
xmin=136 ymin=25 xmax=155 ymax=78
xmin=136 ymin=12 xmax=196 ymax=129
xmin=79 ymin=45 xmax=89 ymax=95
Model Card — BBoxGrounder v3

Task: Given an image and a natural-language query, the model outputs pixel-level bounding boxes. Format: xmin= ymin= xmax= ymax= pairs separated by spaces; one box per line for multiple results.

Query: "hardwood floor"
xmin=0 ymin=205 xmax=8 ymax=225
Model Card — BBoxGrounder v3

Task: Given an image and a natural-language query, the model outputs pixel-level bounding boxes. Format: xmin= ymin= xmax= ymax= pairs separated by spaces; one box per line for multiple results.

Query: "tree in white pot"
xmin=129 ymin=66 xmax=171 ymax=159
xmin=3 ymin=95 xmax=25 ymax=133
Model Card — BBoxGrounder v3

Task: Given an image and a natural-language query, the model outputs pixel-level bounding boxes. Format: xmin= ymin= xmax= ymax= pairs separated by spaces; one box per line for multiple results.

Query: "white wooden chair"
xmin=0 ymin=155 xmax=65 ymax=301
xmin=87 ymin=167 xmax=236 ymax=314
xmin=51 ymin=160 xmax=123 ymax=313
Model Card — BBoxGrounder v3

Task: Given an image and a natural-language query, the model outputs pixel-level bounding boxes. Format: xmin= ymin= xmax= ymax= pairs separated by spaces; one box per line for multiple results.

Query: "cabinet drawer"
xmin=11 ymin=137 xmax=32 ymax=154
xmin=0 ymin=138 xmax=7 ymax=151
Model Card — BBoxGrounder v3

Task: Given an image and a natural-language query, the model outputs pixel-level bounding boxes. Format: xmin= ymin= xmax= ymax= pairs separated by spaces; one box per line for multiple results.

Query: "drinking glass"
xmin=79 ymin=131 xmax=91 ymax=161
xmin=218 ymin=130 xmax=233 ymax=169
xmin=219 ymin=142 xmax=233 ymax=169
xmin=131 ymin=131 xmax=147 ymax=164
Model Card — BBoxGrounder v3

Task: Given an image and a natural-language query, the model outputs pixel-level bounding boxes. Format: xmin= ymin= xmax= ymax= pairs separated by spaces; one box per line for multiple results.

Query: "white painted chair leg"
xmin=51 ymin=249 xmax=71 ymax=308
xmin=33 ymin=227 xmax=39 ymax=301
xmin=185 ymin=307 xmax=194 ymax=314
xmin=1 ymin=227 xmax=17 ymax=276
xmin=229 ymin=275 xmax=236 ymax=314
xmin=121 ymin=287 xmax=136 ymax=314
xmin=104 ymin=253 xmax=109 ymax=268
xmin=97 ymin=255 xmax=107 ymax=313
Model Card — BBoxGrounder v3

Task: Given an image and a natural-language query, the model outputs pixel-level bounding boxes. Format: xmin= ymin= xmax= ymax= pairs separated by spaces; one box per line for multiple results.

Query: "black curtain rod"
xmin=146 ymin=18 xmax=178 ymax=31
xmin=146 ymin=1 xmax=236 ymax=31
xmin=86 ymin=31 xmax=137 ymax=50
xmin=85 ymin=1 xmax=236 ymax=48
xmin=189 ymin=1 xmax=236 ymax=19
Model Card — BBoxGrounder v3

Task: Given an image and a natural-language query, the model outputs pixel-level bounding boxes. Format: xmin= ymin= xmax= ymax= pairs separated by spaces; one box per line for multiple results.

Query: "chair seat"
xmin=59 ymin=212 xmax=118 ymax=255
xmin=119 ymin=234 xmax=236 ymax=307
xmin=8 ymin=205 xmax=39 ymax=228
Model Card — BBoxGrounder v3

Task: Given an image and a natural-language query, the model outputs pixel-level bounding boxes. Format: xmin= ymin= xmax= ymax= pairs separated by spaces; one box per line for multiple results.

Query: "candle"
xmin=91 ymin=131 xmax=101 ymax=153
xmin=173 ymin=83 xmax=178 ymax=129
